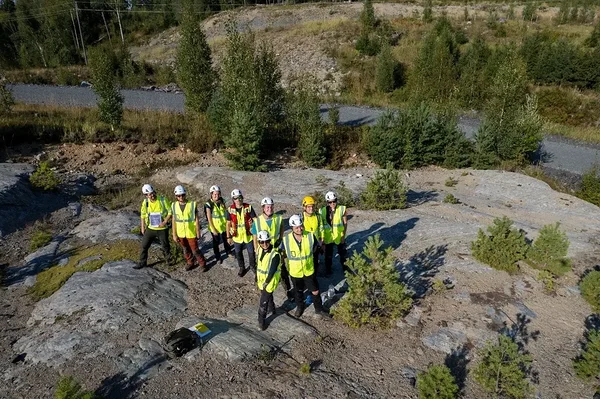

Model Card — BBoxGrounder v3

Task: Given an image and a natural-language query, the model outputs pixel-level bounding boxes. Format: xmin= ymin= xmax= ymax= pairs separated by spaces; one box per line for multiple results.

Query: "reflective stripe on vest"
xmin=206 ymin=201 xmax=227 ymax=234
xmin=320 ymin=205 xmax=346 ymax=244
xmin=283 ymin=232 xmax=314 ymax=278
xmin=255 ymin=214 xmax=281 ymax=245
xmin=256 ymin=248 xmax=281 ymax=293
xmin=173 ymin=201 xmax=197 ymax=238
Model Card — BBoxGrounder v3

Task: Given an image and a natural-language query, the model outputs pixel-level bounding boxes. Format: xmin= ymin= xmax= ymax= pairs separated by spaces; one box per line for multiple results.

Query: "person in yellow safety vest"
xmin=302 ymin=195 xmax=325 ymax=275
xmin=226 ymin=189 xmax=257 ymax=277
xmin=172 ymin=185 xmax=207 ymax=272
xmin=204 ymin=185 xmax=232 ymax=265
xmin=251 ymin=197 xmax=293 ymax=301
xmin=256 ymin=230 xmax=282 ymax=331
xmin=281 ymin=214 xmax=330 ymax=319
xmin=320 ymin=191 xmax=349 ymax=277
xmin=135 ymin=184 xmax=173 ymax=269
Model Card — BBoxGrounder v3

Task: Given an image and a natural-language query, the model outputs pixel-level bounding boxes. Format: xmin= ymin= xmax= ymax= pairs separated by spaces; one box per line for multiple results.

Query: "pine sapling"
xmin=416 ymin=364 xmax=459 ymax=399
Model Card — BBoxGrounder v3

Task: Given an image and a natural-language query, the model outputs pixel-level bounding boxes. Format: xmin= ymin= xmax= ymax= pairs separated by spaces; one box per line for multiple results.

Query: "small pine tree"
xmin=89 ymin=47 xmax=123 ymax=129
xmin=333 ymin=234 xmax=413 ymax=328
xmin=422 ymin=0 xmax=434 ymax=23
xmin=471 ymin=216 xmax=529 ymax=273
xmin=54 ymin=376 xmax=95 ymax=399
xmin=375 ymin=43 xmax=397 ymax=93
xmin=474 ymin=335 xmax=533 ymax=399
xmin=417 ymin=364 xmax=459 ymax=399
xmin=360 ymin=165 xmax=407 ymax=210
xmin=360 ymin=0 xmax=376 ymax=33
xmin=0 ymin=76 xmax=14 ymax=115
xmin=224 ymin=105 xmax=265 ymax=171
xmin=30 ymin=161 xmax=60 ymax=191
xmin=573 ymin=329 xmax=600 ymax=382
xmin=289 ymin=81 xmax=326 ymax=167
xmin=527 ymin=222 xmax=571 ymax=276
xmin=576 ymin=166 xmax=600 ymax=207
xmin=176 ymin=3 xmax=214 ymax=114
xmin=580 ymin=271 xmax=600 ymax=312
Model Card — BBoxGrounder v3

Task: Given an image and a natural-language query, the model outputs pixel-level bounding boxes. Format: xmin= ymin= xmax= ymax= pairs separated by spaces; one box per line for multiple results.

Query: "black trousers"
xmin=139 ymin=228 xmax=171 ymax=267
xmin=258 ymin=289 xmax=275 ymax=326
xmin=233 ymin=241 xmax=256 ymax=272
xmin=290 ymin=274 xmax=324 ymax=312
xmin=211 ymin=231 xmax=232 ymax=260
xmin=325 ymin=242 xmax=347 ymax=274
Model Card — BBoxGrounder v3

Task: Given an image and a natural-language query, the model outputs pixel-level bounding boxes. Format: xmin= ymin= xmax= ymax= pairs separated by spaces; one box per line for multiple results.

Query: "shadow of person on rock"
xmin=406 ymin=189 xmax=439 ymax=207
xmin=444 ymin=344 xmax=470 ymax=394
xmin=398 ymin=244 xmax=448 ymax=299
xmin=95 ymin=354 xmax=166 ymax=399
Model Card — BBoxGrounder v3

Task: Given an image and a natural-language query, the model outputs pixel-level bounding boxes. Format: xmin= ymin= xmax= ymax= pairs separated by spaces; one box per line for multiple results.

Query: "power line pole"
xmin=74 ymin=1 xmax=87 ymax=64
xmin=70 ymin=10 xmax=80 ymax=52
xmin=115 ymin=0 xmax=124 ymax=45
xmin=101 ymin=11 xmax=112 ymax=44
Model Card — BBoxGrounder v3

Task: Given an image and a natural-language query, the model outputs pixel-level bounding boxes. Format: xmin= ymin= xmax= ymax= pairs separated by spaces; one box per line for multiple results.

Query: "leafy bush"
xmin=474 ymin=335 xmax=533 ymax=399
xmin=54 ymin=376 xmax=95 ymax=399
xmin=443 ymin=194 xmax=459 ymax=204
xmin=576 ymin=166 xmax=600 ymax=207
xmin=333 ymin=234 xmax=413 ymax=328
xmin=30 ymin=161 xmax=60 ymax=191
xmin=471 ymin=216 xmax=528 ymax=273
xmin=360 ymin=166 xmax=407 ymax=210
xmin=527 ymin=223 xmax=571 ymax=276
xmin=30 ymin=228 xmax=52 ymax=252
xmin=580 ymin=271 xmax=600 ymax=312
xmin=537 ymin=270 xmax=555 ymax=293
xmin=0 ymin=79 xmax=14 ymax=115
xmin=89 ymin=46 xmax=123 ymax=129
xmin=416 ymin=364 xmax=459 ymax=399
xmin=573 ymin=329 xmax=600 ymax=382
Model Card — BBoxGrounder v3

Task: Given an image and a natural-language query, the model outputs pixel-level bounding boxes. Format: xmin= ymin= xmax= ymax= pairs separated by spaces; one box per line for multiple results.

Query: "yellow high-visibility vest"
xmin=254 ymin=214 xmax=282 ymax=245
xmin=172 ymin=201 xmax=197 ymax=238
xmin=303 ymin=212 xmax=322 ymax=240
xmin=320 ymin=205 xmax=346 ymax=245
xmin=283 ymin=231 xmax=314 ymax=278
xmin=141 ymin=196 xmax=171 ymax=231
xmin=256 ymin=247 xmax=281 ymax=293
xmin=206 ymin=200 xmax=227 ymax=234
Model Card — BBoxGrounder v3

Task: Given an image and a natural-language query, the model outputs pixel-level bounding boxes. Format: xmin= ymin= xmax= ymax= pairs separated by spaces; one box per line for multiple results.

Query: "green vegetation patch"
xmin=29 ymin=228 xmax=53 ymax=252
xmin=416 ymin=364 xmax=459 ymax=399
xmin=28 ymin=240 xmax=139 ymax=301
xmin=581 ymin=271 xmax=600 ymax=313
xmin=471 ymin=216 xmax=528 ymax=274
xmin=30 ymin=161 xmax=60 ymax=191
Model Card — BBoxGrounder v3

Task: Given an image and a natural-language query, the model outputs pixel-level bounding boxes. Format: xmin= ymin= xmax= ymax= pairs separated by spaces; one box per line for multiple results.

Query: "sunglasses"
xmin=233 ymin=196 xmax=243 ymax=200
xmin=259 ymin=241 xmax=270 ymax=244
xmin=176 ymin=194 xmax=186 ymax=198
xmin=327 ymin=200 xmax=337 ymax=204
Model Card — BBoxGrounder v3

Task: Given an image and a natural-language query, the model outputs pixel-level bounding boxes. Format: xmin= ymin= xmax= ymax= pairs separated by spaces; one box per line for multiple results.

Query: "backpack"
xmin=163 ymin=327 xmax=200 ymax=358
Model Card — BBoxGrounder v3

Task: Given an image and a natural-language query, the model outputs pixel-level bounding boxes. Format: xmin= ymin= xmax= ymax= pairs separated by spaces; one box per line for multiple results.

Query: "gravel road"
xmin=9 ymin=84 xmax=600 ymax=176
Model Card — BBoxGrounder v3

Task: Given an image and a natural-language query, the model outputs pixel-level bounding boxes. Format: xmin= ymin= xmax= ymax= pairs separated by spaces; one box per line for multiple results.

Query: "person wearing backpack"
xmin=204 ymin=185 xmax=232 ymax=265
xmin=256 ymin=230 xmax=282 ymax=331
xmin=136 ymin=184 xmax=173 ymax=269
xmin=226 ymin=189 xmax=257 ymax=277
xmin=172 ymin=185 xmax=207 ymax=272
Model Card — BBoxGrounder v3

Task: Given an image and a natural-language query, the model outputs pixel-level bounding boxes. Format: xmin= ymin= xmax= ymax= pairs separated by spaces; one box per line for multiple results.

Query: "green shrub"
xmin=573 ymin=329 xmax=600 ymax=382
xmin=444 ymin=177 xmax=458 ymax=187
xmin=422 ymin=0 xmax=433 ymax=23
xmin=54 ymin=375 xmax=95 ymax=399
xmin=89 ymin=46 xmax=123 ymax=129
xmin=375 ymin=43 xmax=399 ymax=93
xmin=289 ymin=81 xmax=326 ymax=167
xmin=537 ymin=270 xmax=555 ymax=293
xmin=0 ymin=79 xmax=14 ymax=115
xmin=527 ymin=223 xmax=571 ymax=277
xmin=334 ymin=181 xmax=356 ymax=208
xmin=576 ymin=166 xmax=600 ymax=207
xmin=360 ymin=166 xmax=407 ymax=210
xmin=416 ymin=364 xmax=459 ymax=399
xmin=30 ymin=228 xmax=52 ymax=252
xmin=443 ymin=194 xmax=459 ymax=204
xmin=580 ymin=271 xmax=600 ymax=312
xmin=30 ymin=162 xmax=60 ymax=191
xmin=471 ymin=216 xmax=528 ymax=273
xmin=298 ymin=363 xmax=312 ymax=375
xmin=474 ymin=335 xmax=533 ymax=399
xmin=333 ymin=234 xmax=413 ymax=328
xmin=585 ymin=22 xmax=600 ymax=48
xmin=522 ymin=2 xmax=538 ymax=22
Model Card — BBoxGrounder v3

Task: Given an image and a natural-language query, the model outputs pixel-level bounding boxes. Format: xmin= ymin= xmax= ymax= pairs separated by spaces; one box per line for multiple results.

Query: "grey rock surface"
xmin=70 ymin=211 xmax=140 ymax=243
xmin=5 ymin=238 xmax=63 ymax=286
xmin=16 ymin=260 xmax=187 ymax=367
xmin=0 ymin=163 xmax=35 ymax=234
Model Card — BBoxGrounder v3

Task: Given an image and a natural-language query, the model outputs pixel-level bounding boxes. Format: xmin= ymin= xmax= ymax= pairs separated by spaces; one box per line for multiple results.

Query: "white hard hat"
xmin=142 ymin=184 xmax=155 ymax=195
xmin=174 ymin=185 xmax=186 ymax=195
xmin=289 ymin=214 xmax=303 ymax=228
xmin=257 ymin=230 xmax=271 ymax=242
xmin=231 ymin=189 xmax=242 ymax=198
xmin=210 ymin=185 xmax=221 ymax=194
xmin=261 ymin=197 xmax=274 ymax=206
xmin=325 ymin=191 xmax=337 ymax=202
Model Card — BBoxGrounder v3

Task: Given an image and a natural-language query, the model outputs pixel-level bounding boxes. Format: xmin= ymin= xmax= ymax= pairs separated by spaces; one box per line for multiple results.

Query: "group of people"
xmin=136 ymin=183 xmax=349 ymax=330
